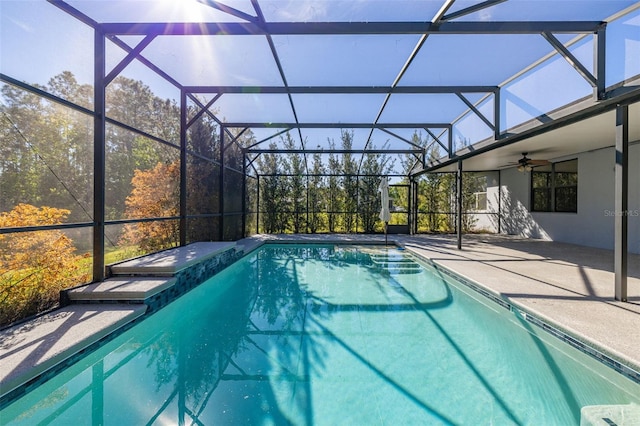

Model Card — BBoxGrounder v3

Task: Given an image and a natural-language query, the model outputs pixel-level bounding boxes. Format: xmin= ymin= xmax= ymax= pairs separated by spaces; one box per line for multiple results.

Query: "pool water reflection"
xmin=2 ymin=244 xmax=640 ymax=425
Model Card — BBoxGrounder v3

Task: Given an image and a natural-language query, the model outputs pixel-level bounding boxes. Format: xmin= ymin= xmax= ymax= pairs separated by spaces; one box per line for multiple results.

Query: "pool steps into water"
xmin=368 ymin=252 xmax=422 ymax=274
xmin=65 ymin=241 xmax=237 ymax=304
xmin=66 ymin=277 xmax=178 ymax=302
xmin=0 ymin=241 xmax=238 ymax=403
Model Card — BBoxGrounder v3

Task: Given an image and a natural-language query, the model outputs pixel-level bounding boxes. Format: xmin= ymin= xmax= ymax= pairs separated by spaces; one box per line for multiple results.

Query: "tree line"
xmin=1 ymin=71 xmax=182 ymax=225
xmin=0 ymin=71 xmax=243 ymax=325
xmin=253 ymin=129 xmax=394 ymax=234
xmin=252 ymin=129 xmax=485 ymax=234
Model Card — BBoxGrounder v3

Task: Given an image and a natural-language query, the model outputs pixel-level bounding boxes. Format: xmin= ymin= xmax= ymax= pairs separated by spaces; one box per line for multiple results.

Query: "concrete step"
xmin=371 ymin=256 xmax=416 ymax=265
xmin=373 ymin=262 xmax=422 ymax=269
xmin=0 ymin=304 xmax=147 ymax=400
xmin=109 ymin=241 xmax=236 ymax=276
xmin=66 ymin=277 xmax=177 ymax=302
xmin=373 ymin=262 xmax=422 ymax=274
xmin=385 ymin=267 xmax=422 ymax=275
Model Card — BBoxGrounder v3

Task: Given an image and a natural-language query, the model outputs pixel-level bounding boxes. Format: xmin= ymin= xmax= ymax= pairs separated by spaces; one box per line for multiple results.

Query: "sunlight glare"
xmin=148 ymin=0 xmax=213 ymax=22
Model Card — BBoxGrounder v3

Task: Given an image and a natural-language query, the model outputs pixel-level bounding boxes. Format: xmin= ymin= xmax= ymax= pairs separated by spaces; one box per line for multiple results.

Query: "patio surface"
xmin=1 ymin=233 xmax=639 ymax=403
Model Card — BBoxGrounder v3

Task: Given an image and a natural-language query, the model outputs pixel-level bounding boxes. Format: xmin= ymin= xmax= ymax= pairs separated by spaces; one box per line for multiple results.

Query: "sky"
xmin=1 ymin=0 xmax=639 ymax=173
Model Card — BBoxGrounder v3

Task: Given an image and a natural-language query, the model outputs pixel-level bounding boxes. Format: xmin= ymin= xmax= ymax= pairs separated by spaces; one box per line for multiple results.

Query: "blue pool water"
xmin=2 ymin=244 xmax=639 ymax=425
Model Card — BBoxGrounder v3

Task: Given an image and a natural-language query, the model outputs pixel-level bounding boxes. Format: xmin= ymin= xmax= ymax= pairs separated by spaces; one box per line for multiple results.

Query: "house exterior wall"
xmin=494 ymin=144 xmax=640 ymax=254
xmin=468 ymin=172 xmax=500 ymax=233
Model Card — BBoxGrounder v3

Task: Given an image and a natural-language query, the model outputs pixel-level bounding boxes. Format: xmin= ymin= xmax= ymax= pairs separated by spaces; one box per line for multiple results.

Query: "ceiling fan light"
xmin=518 ymin=165 xmax=525 ymax=172
xmin=525 ymin=165 xmax=533 ymax=172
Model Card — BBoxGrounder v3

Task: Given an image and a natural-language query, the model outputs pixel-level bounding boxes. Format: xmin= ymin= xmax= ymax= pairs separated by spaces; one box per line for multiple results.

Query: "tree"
xmin=255 ymin=142 xmax=289 ymax=233
xmin=186 ymin=115 xmax=220 ymax=241
xmin=326 ymin=140 xmax=341 ymax=232
xmin=0 ymin=204 xmax=90 ymax=326
xmin=282 ymin=133 xmax=306 ymax=233
xmin=47 ymin=71 xmax=93 ymax=109
xmin=340 ymin=130 xmax=358 ymax=232
xmin=107 ymin=76 xmax=177 ymax=138
xmin=420 ymin=145 xmax=447 ymax=232
xmin=308 ymin=153 xmax=326 ymax=233
xmin=1 ymin=79 xmax=96 ymax=226
xmin=1 ymin=72 xmax=180 ymax=227
xmin=105 ymin=76 xmax=180 ymax=222
xmin=243 ymin=133 xmax=259 ymax=236
xmin=120 ymin=162 xmax=180 ymax=252
xmin=0 ymin=71 xmax=185 ymax=324
xmin=398 ymin=131 xmax=457 ymax=233
xmin=222 ymin=128 xmax=250 ymax=240
xmin=0 ymin=86 xmax=46 ymax=213
xmin=359 ymin=144 xmax=392 ymax=233
xmin=399 ymin=130 xmax=427 ymax=177
xmin=462 ymin=173 xmax=482 ymax=232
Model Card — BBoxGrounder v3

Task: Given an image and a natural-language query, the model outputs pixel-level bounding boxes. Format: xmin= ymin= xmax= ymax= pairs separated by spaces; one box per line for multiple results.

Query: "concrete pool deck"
xmin=1 ymin=233 xmax=639 ymax=403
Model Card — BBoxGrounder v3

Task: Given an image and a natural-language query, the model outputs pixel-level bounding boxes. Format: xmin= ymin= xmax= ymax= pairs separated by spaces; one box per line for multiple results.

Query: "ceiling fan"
xmin=515 ymin=152 xmax=550 ymax=172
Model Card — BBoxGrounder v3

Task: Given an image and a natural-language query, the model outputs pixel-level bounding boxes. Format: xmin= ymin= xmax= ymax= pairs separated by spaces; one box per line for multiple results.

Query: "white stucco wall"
xmin=495 ymin=144 xmax=639 ymax=254
xmin=496 ymin=167 xmax=551 ymax=239
xmin=469 ymin=172 xmax=500 ymax=233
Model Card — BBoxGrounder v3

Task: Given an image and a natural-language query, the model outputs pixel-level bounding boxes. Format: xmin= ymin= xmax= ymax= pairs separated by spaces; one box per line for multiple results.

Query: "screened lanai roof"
xmin=2 ymin=0 xmax=639 ymax=175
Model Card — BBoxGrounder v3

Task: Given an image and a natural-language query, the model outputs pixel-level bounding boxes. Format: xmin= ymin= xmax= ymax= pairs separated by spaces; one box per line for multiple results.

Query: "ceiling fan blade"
xmin=528 ymin=159 xmax=550 ymax=165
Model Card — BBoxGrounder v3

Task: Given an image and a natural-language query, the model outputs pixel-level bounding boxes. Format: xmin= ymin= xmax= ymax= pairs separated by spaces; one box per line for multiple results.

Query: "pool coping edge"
xmin=402 ymin=246 xmax=640 ymax=385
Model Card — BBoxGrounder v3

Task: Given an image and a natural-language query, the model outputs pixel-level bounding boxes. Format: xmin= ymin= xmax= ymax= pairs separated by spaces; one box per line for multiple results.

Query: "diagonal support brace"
xmin=105 ymin=35 xmax=156 ymax=85
xmin=541 ymin=31 xmax=597 ymax=89
xmin=456 ymin=92 xmax=495 ymax=131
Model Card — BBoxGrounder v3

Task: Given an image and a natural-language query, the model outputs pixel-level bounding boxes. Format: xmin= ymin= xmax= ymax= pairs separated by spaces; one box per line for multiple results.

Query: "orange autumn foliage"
xmin=120 ymin=162 xmax=180 ymax=252
xmin=0 ymin=204 xmax=90 ymax=326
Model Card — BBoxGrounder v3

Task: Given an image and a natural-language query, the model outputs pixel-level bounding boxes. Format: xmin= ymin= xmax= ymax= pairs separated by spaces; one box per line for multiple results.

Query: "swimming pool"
xmin=2 ymin=244 xmax=639 ymax=424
